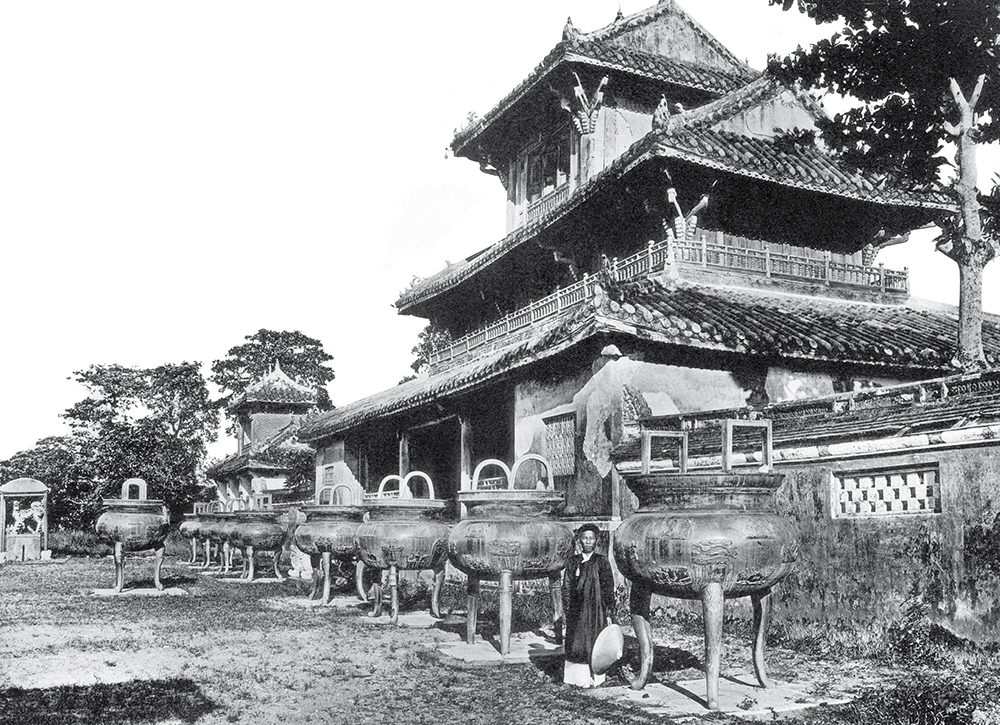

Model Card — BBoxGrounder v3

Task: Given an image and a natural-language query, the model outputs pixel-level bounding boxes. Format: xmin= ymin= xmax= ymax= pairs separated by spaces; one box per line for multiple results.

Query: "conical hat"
xmin=591 ymin=624 xmax=624 ymax=675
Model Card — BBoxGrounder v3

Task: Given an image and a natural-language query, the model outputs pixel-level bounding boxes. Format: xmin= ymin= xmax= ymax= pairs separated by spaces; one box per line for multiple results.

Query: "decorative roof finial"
xmin=652 ymin=95 xmax=671 ymax=131
xmin=615 ymin=5 xmax=624 ymax=22
xmin=563 ymin=17 xmax=580 ymax=41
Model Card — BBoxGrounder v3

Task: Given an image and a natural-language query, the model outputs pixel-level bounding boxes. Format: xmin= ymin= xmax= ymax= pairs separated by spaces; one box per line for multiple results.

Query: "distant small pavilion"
xmin=1 ymin=478 xmax=49 ymax=560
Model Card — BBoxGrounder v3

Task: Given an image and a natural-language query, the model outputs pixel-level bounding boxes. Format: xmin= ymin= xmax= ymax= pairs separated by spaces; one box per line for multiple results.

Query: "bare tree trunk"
xmin=943 ymin=75 xmax=995 ymax=370
xmin=957 ymin=254 xmax=987 ymax=369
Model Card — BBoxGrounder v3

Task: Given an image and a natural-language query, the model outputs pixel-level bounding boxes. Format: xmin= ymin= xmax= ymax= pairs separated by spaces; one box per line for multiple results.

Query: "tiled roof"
xmin=452 ymin=39 xmax=752 ymax=159
xmin=230 ymin=362 xmax=317 ymax=409
xmin=205 ymin=452 xmax=287 ymax=479
xmin=297 ymin=308 xmax=597 ymax=443
xmin=312 ymin=277 xmax=1000 ymax=442
xmin=452 ymin=0 xmax=759 ymax=158
xmin=596 ymin=278 xmax=1000 ymax=370
xmin=611 ymin=368 xmax=1000 ymax=467
xmin=205 ymin=420 xmax=308 ymax=479
xmin=646 ymin=76 xmax=954 ymax=207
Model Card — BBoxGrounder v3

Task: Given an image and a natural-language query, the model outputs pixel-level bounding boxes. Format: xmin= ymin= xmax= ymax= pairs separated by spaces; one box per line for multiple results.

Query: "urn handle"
xmin=640 ymin=431 xmax=688 ymax=475
xmin=121 ymin=478 xmax=148 ymax=501
xmin=721 ymin=419 xmax=773 ymax=473
xmin=510 ymin=454 xmax=554 ymax=491
xmin=317 ymin=484 xmax=359 ymax=506
xmin=471 ymin=459 xmax=511 ymax=491
xmin=375 ymin=472 xmax=436 ymax=500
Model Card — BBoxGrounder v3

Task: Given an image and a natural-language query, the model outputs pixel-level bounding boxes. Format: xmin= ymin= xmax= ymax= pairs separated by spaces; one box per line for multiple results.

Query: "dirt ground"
xmin=0 ymin=554 xmax=938 ymax=725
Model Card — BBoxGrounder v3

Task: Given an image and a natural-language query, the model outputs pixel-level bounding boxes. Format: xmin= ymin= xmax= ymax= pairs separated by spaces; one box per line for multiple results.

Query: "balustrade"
xmin=427 ymin=233 xmax=908 ymax=367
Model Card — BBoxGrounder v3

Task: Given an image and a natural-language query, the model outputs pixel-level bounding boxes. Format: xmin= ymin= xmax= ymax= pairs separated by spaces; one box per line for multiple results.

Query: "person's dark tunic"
xmin=562 ymin=552 xmax=615 ymax=664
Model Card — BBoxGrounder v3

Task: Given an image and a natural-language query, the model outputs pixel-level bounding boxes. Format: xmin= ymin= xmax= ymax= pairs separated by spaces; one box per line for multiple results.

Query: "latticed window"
xmin=544 ymin=413 xmax=576 ymax=478
xmin=833 ymin=465 xmax=941 ymax=518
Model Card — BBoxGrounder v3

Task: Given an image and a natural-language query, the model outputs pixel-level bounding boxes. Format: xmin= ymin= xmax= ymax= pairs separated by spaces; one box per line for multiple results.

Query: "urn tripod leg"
xmin=466 ymin=576 xmax=480 ymax=645
xmin=369 ymin=576 xmax=384 ymax=618
xmin=321 ymin=552 xmax=332 ymax=604
xmin=388 ymin=564 xmax=399 ymax=625
xmin=498 ymin=570 xmax=513 ymax=656
xmin=201 ymin=539 xmax=211 ymax=568
xmin=113 ymin=541 xmax=125 ymax=593
xmin=549 ymin=573 xmax=564 ymax=644
xmin=702 ymin=582 xmax=725 ymax=711
xmin=355 ymin=560 xmax=368 ymax=602
xmin=308 ymin=554 xmax=322 ymax=599
xmin=245 ymin=545 xmax=256 ymax=581
xmin=272 ymin=551 xmax=285 ymax=582
xmin=222 ymin=542 xmax=231 ymax=574
xmin=430 ymin=565 xmax=445 ymax=618
xmin=630 ymin=584 xmax=654 ymax=690
xmin=751 ymin=589 xmax=772 ymax=688
xmin=189 ymin=536 xmax=198 ymax=564
xmin=153 ymin=545 xmax=165 ymax=591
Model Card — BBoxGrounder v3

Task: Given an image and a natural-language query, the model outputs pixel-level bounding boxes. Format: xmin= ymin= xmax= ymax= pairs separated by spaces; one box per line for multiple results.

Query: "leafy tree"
xmin=210 ymin=329 xmax=335 ymax=410
xmin=405 ymin=323 xmax=454 ymax=381
xmin=63 ymin=361 xmax=219 ymax=521
xmin=768 ymin=0 xmax=1000 ymax=369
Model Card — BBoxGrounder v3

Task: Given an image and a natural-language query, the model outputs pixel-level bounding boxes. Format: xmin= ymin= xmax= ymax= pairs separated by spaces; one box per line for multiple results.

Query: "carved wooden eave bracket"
xmin=551 ymin=72 xmax=609 ymax=135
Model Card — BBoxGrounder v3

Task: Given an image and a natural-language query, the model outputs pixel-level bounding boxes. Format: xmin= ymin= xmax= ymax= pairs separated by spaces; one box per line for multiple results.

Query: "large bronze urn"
xmin=293 ymin=484 xmax=367 ymax=604
xmin=94 ymin=478 xmax=170 ymax=592
xmin=447 ymin=455 xmax=574 ymax=656
xmin=178 ymin=512 xmax=205 ymax=564
xmin=614 ymin=423 xmax=798 ymax=710
xmin=355 ymin=472 xmax=449 ymax=624
xmin=230 ymin=506 xmax=288 ymax=581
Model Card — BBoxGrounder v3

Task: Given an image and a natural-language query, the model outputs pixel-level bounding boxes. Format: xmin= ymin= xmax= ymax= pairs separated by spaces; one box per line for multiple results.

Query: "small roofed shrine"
xmin=206 ymin=363 xmax=324 ymax=509
xmin=611 ymin=368 xmax=1000 ymax=639
xmin=298 ymin=1 xmax=998 ymax=537
xmin=1 ymin=478 xmax=49 ymax=561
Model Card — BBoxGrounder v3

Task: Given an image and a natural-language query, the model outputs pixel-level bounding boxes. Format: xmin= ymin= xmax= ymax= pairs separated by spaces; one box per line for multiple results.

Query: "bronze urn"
xmin=94 ymin=478 xmax=170 ymax=592
xmin=293 ymin=484 xmax=367 ymax=603
xmin=613 ymin=422 xmax=798 ymax=710
xmin=447 ymin=455 xmax=574 ymax=655
xmin=230 ymin=504 xmax=288 ymax=581
xmin=355 ymin=472 xmax=449 ymax=624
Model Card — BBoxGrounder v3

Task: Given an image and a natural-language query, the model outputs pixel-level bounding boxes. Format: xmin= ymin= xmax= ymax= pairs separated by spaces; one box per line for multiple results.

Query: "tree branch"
xmin=968 ymin=74 xmax=987 ymax=112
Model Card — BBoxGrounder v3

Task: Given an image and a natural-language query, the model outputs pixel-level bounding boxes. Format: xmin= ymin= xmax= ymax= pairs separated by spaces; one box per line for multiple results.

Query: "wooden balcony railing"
xmin=427 ymin=233 xmax=909 ymax=368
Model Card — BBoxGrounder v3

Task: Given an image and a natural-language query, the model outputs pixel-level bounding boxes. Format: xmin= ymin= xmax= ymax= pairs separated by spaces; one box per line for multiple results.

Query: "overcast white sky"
xmin=1 ymin=1 xmax=997 ymax=462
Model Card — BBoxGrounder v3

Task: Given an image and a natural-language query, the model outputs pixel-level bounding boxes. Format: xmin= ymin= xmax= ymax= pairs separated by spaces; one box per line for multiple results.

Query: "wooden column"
xmin=398 ymin=431 xmax=410 ymax=477
xmin=0 ymin=494 xmax=6 ymax=554
xmin=459 ymin=415 xmax=473 ymax=519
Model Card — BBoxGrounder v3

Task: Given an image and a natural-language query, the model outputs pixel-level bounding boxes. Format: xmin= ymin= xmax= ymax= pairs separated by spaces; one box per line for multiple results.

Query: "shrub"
xmin=48 ymin=529 xmax=112 ymax=557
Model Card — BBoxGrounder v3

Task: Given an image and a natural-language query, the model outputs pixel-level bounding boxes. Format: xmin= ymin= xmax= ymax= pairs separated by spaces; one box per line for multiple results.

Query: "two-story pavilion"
xmin=298 ymin=1 xmax=1000 ymax=526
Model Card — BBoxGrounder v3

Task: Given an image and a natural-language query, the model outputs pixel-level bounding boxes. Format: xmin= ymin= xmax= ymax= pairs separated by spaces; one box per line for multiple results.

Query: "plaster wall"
xmin=314 ymin=439 xmax=364 ymax=502
xmin=752 ymin=445 xmax=1000 ymax=640
xmin=612 ymin=12 xmax=744 ymax=74
xmin=515 ymin=356 xmax=753 ymax=516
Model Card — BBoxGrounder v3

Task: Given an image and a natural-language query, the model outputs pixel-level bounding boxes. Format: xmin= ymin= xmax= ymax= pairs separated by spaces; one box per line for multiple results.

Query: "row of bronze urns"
xmin=106 ymin=424 xmax=798 ymax=712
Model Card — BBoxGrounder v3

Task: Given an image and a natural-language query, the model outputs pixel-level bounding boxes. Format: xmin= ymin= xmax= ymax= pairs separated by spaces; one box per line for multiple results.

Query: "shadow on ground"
xmin=0 ymin=678 xmax=217 ymax=725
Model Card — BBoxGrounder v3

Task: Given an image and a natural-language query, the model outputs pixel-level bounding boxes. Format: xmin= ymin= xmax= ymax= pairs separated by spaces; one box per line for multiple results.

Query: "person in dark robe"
xmin=562 ymin=523 xmax=615 ymax=686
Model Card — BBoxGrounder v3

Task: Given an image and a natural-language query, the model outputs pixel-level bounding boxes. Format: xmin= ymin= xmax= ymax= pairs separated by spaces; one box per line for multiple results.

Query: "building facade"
xmin=298 ymin=2 xmax=999 ymax=535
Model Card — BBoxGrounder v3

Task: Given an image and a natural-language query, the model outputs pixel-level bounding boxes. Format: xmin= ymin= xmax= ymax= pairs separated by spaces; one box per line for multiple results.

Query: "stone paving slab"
xmin=90 ymin=587 xmax=188 ymax=597
xmin=437 ymin=627 xmax=564 ymax=665
xmin=584 ymin=673 xmax=851 ymax=721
